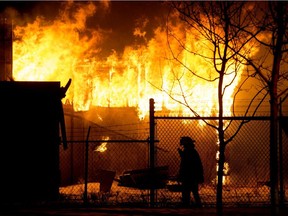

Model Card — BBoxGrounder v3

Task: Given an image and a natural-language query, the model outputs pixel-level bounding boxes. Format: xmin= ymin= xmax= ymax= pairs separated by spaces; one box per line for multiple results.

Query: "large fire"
xmin=12 ymin=2 xmax=248 ymax=119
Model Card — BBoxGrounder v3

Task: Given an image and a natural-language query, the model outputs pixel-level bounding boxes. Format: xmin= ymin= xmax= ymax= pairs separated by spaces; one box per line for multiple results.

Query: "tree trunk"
xmin=216 ymin=135 xmax=225 ymax=216
xmin=269 ymin=2 xmax=284 ymax=214
xmin=270 ymin=92 xmax=279 ymax=214
xmin=216 ymin=71 xmax=225 ymax=216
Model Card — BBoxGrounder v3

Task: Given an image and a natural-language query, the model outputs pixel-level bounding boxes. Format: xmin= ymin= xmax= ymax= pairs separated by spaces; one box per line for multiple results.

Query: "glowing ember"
xmin=94 ymin=136 xmax=109 ymax=153
xmin=11 ymin=2 xmax=250 ymax=119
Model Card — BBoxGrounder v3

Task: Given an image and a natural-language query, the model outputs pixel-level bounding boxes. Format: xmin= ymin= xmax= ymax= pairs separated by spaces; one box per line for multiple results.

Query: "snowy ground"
xmin=59 ymin=181 xmax=272 ymax=207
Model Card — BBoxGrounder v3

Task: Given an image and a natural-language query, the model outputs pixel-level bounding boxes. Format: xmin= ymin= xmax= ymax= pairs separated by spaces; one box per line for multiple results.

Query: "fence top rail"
xmin=154 ymin=116 xmax=275 ymax=120
xmin=63 ymin=139 xmax=159 ymax=143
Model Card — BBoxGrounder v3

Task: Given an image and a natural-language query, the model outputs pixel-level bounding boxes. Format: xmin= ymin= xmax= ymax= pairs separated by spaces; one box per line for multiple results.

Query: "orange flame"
xmin=94 ymin=136 xmax=109 ymax=153
xmin=12 ymin=2 xmax=250 ymax=119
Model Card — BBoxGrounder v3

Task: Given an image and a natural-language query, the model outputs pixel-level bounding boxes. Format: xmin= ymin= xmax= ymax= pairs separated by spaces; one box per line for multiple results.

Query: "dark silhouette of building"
xmin=0 ymin=81 xmax=68 ymax=203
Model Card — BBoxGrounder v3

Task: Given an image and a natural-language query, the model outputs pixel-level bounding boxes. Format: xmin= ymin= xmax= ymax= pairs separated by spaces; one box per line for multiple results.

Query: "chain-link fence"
xmin=59 ymin=105 xmax=288 ymax=207
xmin=59 ymin=107 xmax=153 ymax=206
xmin=154 ymin=117 xmax=288 ymax=207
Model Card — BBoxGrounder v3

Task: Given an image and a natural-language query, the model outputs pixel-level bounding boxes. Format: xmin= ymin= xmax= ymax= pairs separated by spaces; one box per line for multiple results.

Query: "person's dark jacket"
xmin=178 ymin=146 xmax=204 ymax=184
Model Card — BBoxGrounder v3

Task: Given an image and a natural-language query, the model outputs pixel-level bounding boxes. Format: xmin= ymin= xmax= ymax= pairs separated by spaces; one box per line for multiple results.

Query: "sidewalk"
xmin=1 ymin=206 xmax=288 ymax=216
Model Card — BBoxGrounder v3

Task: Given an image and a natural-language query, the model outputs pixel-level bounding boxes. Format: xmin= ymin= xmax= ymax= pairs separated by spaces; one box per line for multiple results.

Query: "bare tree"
xmin=164 ymin=2 xmax=267 ymax=214
xmin=236 ymin=2 xmax=288 ymax=213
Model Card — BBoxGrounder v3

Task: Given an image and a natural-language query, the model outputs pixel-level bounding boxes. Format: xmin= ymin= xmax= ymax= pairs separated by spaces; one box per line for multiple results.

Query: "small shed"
xmin=0 ymin=81 xmax=69 ymax=202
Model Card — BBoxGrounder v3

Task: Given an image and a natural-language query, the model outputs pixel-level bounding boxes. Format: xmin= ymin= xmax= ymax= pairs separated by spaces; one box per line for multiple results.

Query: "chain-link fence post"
xmin=149 ymin=98 xmax=155 ymax=206
xmin=84 ymin=126 xmax=91 ymax=204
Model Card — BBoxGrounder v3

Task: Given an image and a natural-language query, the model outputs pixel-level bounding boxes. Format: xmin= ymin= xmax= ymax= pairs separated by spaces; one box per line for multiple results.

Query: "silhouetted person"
xmin=178 ymin=136 xmax=204 ymax=207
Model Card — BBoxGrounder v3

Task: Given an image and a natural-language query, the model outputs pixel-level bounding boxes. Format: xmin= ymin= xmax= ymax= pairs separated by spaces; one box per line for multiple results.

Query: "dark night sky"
xmin=0 ymin=1 xmax=170 ymax=57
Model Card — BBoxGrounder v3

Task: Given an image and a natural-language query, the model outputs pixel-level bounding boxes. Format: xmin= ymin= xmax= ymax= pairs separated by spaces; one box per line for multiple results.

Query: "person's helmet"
xmin=180 ymin=136 xmax=195 ymax=147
